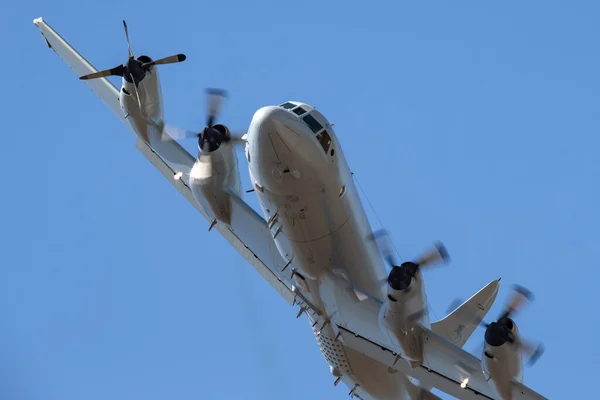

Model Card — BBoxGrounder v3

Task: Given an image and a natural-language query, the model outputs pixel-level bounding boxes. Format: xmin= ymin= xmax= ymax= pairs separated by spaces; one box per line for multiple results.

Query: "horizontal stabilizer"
xmin=430 ymin=279 xmax=500 ymax=348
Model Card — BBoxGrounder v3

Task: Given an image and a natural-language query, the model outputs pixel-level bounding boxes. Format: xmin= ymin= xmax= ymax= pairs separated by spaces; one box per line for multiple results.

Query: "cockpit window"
xmin=292 ymin=106 xmax=307 ymax=116
xmin=302 ymin=114 xmax=323 ymax=134
xmin=279 ymin=102 xmax=296 ymax=109
xmin=317 ymin=130 xmax=332 ymax=153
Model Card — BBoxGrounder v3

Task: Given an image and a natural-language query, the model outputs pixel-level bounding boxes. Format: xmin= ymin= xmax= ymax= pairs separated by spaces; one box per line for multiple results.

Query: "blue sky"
xmin=2 ymin=1 xmax=599 ymax=399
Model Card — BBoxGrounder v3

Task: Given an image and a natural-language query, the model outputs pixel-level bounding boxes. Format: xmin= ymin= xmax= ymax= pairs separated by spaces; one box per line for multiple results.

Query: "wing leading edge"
xmin=33 ymin=18 xmax=126 ymax=126
xmin=34 ymin=17 xmax=295 ymax=306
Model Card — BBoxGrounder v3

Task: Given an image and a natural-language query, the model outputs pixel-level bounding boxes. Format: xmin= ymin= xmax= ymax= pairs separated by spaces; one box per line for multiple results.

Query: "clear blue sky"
xmin=2 ymin=1 xmax=598 ymax=399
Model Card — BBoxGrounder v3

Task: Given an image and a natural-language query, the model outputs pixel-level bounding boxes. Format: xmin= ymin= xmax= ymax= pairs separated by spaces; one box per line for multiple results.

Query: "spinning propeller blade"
xmin=368 ymin=229 xmax=450 ymax=297
xmin=368 ymin=229 xmax=399 ymax=270
xmin=159 ymin=88 xmax=246 ymax=150
xmin=206 ymin=88 xmax=228 ymax=128
xmin=130 ymin=73 xmax=143 ymax=113
xmin=521 ymin=340 xmax=545 ymax=367
xmin=497 ymin=284 xmax=534 ymax=321
xmin=79 ymin=20 xmax=186 ymax=82
xmin=414 ymin=241 xmax=450 ymax=269
xmin=123 ymin=20 xmax=133 ymax=59
xmin=79 ymin=65 xmax=124 ymax=80
xmin=142 ymin=54 xmax=186 ymax=68
xmin=368 ymin=229 xmax=450 ymax=273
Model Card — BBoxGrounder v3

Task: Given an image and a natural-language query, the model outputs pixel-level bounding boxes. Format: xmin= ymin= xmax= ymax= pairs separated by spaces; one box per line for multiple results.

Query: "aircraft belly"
xmin=249 ymin=129 xmax=351 ymax=278
xmin=328 ymin=214 xmax=388 ymax=302
xmin=252 ymin=177 xmax=386 ymax=294
xmin=253 ymin=187 xmax=338 ymax=279
xmin=307 ymin=293 xmax=410 ymax=400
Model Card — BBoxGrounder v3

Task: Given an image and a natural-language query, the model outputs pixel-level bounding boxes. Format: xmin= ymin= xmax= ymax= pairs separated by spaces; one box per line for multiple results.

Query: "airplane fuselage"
xmin=245 ymin=102 xmax=430 ymax=399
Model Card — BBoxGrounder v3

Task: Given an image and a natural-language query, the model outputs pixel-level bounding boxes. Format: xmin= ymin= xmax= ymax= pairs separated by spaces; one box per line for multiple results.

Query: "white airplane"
xmin=33 ymin=17 xmax=548 ymax=400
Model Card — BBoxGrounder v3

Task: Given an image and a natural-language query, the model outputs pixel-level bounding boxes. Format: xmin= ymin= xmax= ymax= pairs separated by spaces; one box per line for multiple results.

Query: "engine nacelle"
xmin=119 ymin=58 xmax=164 ymax=144
xmin=481 ymin=318 xmax=523 ymax=400
xmin=189 ymin=127 xmax=242 ymax=225
xmin=378 ymin=265 xmax=429 ymax=366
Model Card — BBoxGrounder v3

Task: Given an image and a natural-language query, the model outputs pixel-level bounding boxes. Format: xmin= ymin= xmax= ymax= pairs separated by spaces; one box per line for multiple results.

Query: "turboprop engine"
xmin=164 ymin=89 xmax=246 ymax=227
xmin=475 ymin=285 xmax=545 ymax=400
xmin=190 ymin=124 xmax=243 ymax=226
xmin=78 ymin=20 xmax=186 ymax=143
xmin=370 ymin=230 xmax=450 ymax=367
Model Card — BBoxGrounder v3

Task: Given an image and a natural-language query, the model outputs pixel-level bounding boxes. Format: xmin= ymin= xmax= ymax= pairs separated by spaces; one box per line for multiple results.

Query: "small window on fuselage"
xmin=317 ymin=130 xmax=332 ymax=153
xmin=302 ymin=114 xmax=323 ymax=134
xmin=280 ymin=102 xmax=296 ymax=109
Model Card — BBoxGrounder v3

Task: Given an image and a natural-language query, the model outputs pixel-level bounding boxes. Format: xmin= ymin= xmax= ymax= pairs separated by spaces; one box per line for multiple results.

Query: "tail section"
xmin=430 ymin=279 xmax=500 ymax=348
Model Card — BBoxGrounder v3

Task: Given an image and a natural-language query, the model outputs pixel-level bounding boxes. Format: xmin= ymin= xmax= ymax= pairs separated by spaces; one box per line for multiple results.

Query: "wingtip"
xmin=481 ymin=278 xmax=500 ymax=294
xmin=33 ymin=17 xmax=43 ymax=26
xmin=178 ymin=54 xmax=186 ymax=62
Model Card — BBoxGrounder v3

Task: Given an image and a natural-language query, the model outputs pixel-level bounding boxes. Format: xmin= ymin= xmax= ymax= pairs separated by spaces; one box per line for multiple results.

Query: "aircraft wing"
xmin=336 ymin=324 xmax=547 ymax=400
xmin=33 ymin=17 xmax=296 ymax=306
xmin=33 ymin=18 xmax=127 ymax=127
xmin=136 ymin=138 xmax=296 ymax=304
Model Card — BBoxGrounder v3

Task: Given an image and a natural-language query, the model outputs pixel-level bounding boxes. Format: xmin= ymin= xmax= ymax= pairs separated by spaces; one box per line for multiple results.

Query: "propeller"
xmin=368 ymin=229 xmax=450 ymax=291
xmin=79 ymin=20 xmax=186 ymax=84
xmin=481 ymin=284 xmax=532 ymax=333
xmin=161 ymin=88 xmax=246 ymax=153
xmin=474 ymin=284 xmax=545 ymax=367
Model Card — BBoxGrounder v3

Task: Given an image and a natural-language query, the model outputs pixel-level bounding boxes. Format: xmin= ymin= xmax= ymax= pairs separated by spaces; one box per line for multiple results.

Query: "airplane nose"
xmin=248 ymin=106 xmax=300 ymax=150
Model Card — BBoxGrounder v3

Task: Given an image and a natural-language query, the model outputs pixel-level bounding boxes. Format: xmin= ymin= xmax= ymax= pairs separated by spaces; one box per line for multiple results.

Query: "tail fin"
xmin=430 ymin=279 xmax=500 ymax=348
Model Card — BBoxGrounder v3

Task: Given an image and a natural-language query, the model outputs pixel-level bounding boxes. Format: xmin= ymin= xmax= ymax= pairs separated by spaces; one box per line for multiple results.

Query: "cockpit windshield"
xmin=278 ymin=102 xmax=333 ymax=155
xmin=302 ymin=114 xmax=323 ymax=134
xmin=279 ymin=102 xmax=296 ymax=109
xmin=292 ymin=106 xmax=308 ymax=116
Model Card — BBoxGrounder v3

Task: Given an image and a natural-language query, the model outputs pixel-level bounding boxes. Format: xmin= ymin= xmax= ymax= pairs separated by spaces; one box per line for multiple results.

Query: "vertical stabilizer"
xmin=430 ymin=279 xmax=500 ymax=348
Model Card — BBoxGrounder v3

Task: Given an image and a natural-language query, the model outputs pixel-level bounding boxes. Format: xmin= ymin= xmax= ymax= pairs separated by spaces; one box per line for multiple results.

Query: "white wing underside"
xmin=33 ymin=17 xmax=295 ymax=305
xmin=33 ymin=17 xmax=547 ymax=400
